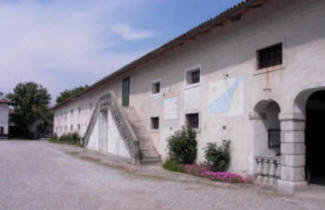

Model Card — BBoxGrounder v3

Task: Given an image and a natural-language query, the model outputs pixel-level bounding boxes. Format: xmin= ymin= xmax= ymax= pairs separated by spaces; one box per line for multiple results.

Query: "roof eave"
xmin=52 ymin=0 xmax=266 ymax=111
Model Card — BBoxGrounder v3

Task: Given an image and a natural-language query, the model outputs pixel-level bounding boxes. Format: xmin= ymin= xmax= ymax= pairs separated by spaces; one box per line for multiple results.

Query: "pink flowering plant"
xmin=163 ymin=132 xmax=250 ymax=184
xmin=184 ymin=164 xmax=250 ymax=183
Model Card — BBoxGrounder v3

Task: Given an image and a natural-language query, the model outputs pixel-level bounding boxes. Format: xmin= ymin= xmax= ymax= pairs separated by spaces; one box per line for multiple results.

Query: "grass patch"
xmin=163 ymin=159 xmax=186 ymax=173
xmin=79 ymin=156 xmax=101 ymax=163
xmin=65 ymin=151 xmax=80 ymax=156
xmin=49 ymin=137 xmax=82 ymax=147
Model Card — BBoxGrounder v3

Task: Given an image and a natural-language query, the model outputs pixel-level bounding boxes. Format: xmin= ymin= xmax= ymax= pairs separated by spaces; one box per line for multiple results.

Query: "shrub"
xmin=49 ymin=132 xmax=81 ymax=146
xmin=163 ymin=159 xmax=186 ymax=173
xmin=167 ymin=127 xmax=197 ymax=164
xmin=59 ymin=132 xmax=80 ymax=144
xmin=203 ymin=140 xmax=231 ymax=172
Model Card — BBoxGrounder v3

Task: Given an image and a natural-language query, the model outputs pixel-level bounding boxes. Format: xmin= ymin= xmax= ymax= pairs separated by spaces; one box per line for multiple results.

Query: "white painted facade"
xmin=53 ymin=0 xmax=325 ymax=191
xmin=87 ymin=110 xmax=131 ymax=159
xmin=0 ymin=103 xmax=9 ymax=136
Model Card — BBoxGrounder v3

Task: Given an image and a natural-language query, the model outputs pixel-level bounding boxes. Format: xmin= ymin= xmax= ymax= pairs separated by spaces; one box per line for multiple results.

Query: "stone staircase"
xmin=123 ymin=107 xmax=161 ymax=165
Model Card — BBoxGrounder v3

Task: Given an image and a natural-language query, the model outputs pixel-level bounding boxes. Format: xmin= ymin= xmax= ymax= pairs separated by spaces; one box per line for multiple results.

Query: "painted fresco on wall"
xmin=208 ymin=77 xmax=244 ymax=116
xmin=163 ymin=96 xmax=178 ymax=120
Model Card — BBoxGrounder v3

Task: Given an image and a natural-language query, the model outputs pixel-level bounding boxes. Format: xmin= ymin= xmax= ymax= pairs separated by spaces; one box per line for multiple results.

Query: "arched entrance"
xmin=252 ymin=100 xmax=281 ymax=185
xmin=254 ymin=100 xmax=281 ymax=156
xmin=305 ymin=91 xmax=325 ymax=185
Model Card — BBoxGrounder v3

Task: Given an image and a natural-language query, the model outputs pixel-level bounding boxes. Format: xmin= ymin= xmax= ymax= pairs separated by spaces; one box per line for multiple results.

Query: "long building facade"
xmin=0 ymin=92 xmax=10 ymax=138
xmin=53 ymin=0 xmax=325 ymax=191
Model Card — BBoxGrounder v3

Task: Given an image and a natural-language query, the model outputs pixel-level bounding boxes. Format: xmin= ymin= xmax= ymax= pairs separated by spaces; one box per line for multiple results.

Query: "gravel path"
xmin=0 ymin=140 xmax=325 ymax=210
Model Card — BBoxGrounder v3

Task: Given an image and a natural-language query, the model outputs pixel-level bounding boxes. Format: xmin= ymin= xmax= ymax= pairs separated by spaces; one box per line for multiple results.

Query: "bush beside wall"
xmin=49 ymin=132 xmax=81 ymax=146
xmin=167 ymin=127 xmax=197 ymax=164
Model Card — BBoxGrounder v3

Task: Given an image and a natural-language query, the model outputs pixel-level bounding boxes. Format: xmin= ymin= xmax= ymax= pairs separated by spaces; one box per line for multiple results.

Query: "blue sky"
xmin=0 ymin=0 xmax=242 ymax=103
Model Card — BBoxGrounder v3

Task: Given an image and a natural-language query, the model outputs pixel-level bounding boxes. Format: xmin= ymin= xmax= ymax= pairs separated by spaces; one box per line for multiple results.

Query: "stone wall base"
xmin=277 ymin=180 xmax=308 ymax=193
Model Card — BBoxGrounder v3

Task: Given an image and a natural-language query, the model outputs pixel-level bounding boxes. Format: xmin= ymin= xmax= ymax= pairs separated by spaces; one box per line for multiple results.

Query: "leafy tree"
xmin=56 ymin=85 xmax=88 ymax=104
xmin=6 ymin=82 xmax=51 ymax=138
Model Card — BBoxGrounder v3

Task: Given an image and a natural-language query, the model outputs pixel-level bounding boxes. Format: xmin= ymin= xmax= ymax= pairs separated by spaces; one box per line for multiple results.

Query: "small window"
xmin=268 ymin=129 xmax=280 ymax=148
xmin=151 ymin=81 xmax=160 ymax=94
xmin=186 ymin=68 xmax=200 ymax=85
xmin=257 ymin=43 xmax=282 ymax=69
xmin=186 ymin=113 xmax=199 ymax=129
xmin=151 ymin=117 xmax=159 ymax=130
xmin=78 ymin=124 xmax=81 ymax=130
xmin=70 ymin=125 xmax=73 ymax=131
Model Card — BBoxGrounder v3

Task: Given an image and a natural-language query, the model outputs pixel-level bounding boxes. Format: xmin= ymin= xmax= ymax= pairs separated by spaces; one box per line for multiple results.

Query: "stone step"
xmin=141 ymin=151 xmax=160 ymax=158
xmin=122 ymin=107 xmax=161 ymax=165
xmin=140 ymin=157 xmax=162 ymax=165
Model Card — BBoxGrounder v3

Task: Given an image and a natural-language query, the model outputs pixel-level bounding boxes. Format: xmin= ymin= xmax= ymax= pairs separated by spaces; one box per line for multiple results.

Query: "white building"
xmin=53 ymin=0 xmax=325 ymax=192
xmin=0 ymin=92 xmax=10 ymax=138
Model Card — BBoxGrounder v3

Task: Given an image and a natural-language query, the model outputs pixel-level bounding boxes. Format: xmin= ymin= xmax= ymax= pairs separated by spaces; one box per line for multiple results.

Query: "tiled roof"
xmin=52 ymin=0 xmax=266 ymax=110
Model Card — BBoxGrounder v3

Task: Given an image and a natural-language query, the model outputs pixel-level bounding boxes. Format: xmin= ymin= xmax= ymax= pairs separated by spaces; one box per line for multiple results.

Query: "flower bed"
xmin=184 ymin=164 xmax=250 ymax=183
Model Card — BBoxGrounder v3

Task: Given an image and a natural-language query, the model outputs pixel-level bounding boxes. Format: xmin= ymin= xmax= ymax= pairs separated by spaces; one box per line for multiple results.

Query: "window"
xmin=70 ymin=125 xmax=73 ymax=131
xmin=186 ymin=68 xmax=201 ymax=85
xmin=257 ymin=43 xmax=282 ymax=69
xmin=78 ymin=124 xmax=81 ymax=130
xmin=268 ymin=129 xmax=280 ymax=148
xmin=78 ymin=107 xmax=81 ymax=113
xmin=151 ymin=117 xmax=159 ymax=130
xmin=151 ymin=81 xmax=160 ymax=94
xmin=186 ymin=113 xmax=199 ymax=129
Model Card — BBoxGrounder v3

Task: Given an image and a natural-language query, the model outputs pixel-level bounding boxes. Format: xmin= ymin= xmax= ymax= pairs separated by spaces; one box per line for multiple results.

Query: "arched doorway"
xmin=252 ymin=100 xmax=281 ymax=185
xmin=254 ymin=100 xmax=281 ymax=156
xmin=305 ymin=91 xmax=325 ymax=185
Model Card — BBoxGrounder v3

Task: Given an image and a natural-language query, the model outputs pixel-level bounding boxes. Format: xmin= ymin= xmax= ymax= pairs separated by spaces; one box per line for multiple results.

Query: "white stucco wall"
xmin=54 ymin=0 xmax=325 ymax=176
xmin=87 ymin=117 xmax=99 ymax=151
xmin=86 ymin=110 xmax=131 ymax=159
xmin=107 ymin=111 xmax=131 ymax=159
xmin=0 ymin=103 xmax=9 ymax=135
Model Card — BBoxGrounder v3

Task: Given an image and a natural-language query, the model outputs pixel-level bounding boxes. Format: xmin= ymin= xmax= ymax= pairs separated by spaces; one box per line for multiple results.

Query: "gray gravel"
xmin=0 ymin=140 xmax=325 ymax=210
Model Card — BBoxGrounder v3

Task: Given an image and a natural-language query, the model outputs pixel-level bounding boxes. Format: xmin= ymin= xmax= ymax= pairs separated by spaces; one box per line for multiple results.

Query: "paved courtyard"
xmin=1 ymin=140 xmax=325 ymax=210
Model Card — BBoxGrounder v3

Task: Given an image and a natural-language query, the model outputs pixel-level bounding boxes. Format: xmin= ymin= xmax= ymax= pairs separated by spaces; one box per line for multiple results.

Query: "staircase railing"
xmin=83 ymin=91 xmax=140 ymax=162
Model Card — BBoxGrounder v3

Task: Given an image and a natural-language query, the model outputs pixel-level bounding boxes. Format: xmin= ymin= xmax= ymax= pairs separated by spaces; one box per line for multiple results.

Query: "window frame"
xmin=150 ymin=117 xmax=160 ymax=130
xmin=150 ymin=79 xmax=161 ymax=97
xmin=185 ymin=113 xmax=200 ymax=130
xmin=184 ymin=65 xmax=202 ymax=88
xmin=256 ymin=43 xmax=283 ymax=70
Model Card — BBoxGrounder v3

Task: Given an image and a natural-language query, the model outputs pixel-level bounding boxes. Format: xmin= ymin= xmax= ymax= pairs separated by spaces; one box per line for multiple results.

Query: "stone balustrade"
xmin=255 ymin=155 xmax=281 ymax=186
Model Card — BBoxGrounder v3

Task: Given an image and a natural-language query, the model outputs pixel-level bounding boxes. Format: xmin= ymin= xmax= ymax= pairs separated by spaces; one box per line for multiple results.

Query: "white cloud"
xmin=0 ymin=0 xmax=153 ymax=102
xmin=111 ymin=24 xmax=155 ymax=41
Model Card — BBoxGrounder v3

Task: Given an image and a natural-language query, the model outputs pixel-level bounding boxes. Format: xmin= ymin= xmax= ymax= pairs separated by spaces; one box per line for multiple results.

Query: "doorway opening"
xmin=99 ymin=109 xmax=108 ymax=153
xmin=306 ymin=91 xmax=325 ymax=185
xmin=254 ymin=100 xmax=281 ymax=156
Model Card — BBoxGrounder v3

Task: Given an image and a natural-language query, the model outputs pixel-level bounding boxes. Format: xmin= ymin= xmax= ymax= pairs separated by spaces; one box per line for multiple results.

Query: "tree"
xmin=56 ymin=85 xmax=88 ymax=104
xmin=6 ymin=82 xmax=51 ymax=138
